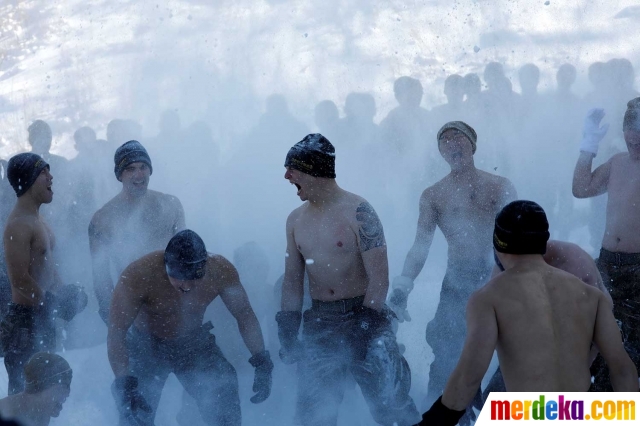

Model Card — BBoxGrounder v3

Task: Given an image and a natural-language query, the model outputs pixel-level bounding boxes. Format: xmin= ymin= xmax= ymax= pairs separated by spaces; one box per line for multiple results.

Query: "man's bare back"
xmin=113 ymin=251 xmax=228 ymax=339
xmin=288 ymin=189 xmax=383 ymax=301
xmin=482 ymin=263 xmax=598 ymax=391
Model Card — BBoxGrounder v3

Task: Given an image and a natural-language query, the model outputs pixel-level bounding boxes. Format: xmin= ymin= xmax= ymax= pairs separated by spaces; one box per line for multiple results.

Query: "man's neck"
xmin=504 ymin=254 xmax=547 ymax=271
xmin=14 ymin=394 xmax=50 ymax=426
xmin=307 ymin=180 xmax=341 ymax=208
xmin=449 ymin=163 xmax=478 ymax=180
xmin=119 ymin=189 xmax=148 ymax=205
xmin=15 ymin=195 xmax=41 ymax=216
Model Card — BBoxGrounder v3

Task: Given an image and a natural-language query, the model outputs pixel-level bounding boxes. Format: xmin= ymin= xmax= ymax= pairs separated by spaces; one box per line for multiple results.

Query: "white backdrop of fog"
xmin=0 ymin=0 xmax=639 ymax=425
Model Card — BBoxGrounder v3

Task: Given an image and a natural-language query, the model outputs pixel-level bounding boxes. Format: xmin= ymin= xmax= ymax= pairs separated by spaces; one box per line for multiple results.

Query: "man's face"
xmin=38 ymin=384 xmax=70 ymax=418
xmin=624 ymin=129 xmax=640 ymax=151
xmin=29 ymin=167 xmax=54 ymax=204
xmin=439 ymin=129 xmax=473 ymax=168
xmin=120 ymin=162 xmax=150 ymax=197
xmin=284 ymin=167 xmax=314 ymax=201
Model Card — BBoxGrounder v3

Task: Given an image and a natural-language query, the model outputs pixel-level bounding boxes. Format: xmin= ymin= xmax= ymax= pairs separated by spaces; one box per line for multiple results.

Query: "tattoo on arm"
xmin=356 ymin=202 xmax=385 ymax=252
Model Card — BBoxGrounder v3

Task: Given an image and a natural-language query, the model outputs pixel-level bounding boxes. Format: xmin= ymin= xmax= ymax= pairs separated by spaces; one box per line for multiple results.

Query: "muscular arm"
xmin=89 ymin=218 xmax=113 ymax=315
xmin=401 ymin=191 xmax=437 ymax=280
xmin=355 ymin=202 xmax=388 ymax=311
xmin=442 ymin=290 xmax=498 ymax=410
xmin=218 ymin=258 xmax=266 ymax=356
xmin=592 ymin=292 xmax=638 ymax=391
xmin=107 ymin=269 xmax=145 ymax=378
xmin=3 ymin=221 xmax=42 ymax=305
xmin=281 ymin=212 xmax=305 ymax=312
xmin=572 ymin=152 xmax=611 ymax=198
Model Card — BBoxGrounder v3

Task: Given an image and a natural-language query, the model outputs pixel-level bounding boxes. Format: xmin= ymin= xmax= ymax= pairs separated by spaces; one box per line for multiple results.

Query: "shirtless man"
xmin=0 ymin=352 xmax=72 ymax=426
xmin=416 ymin=201 xmax=637 ymax=426
xmin=483 ymin=239 xmax=613 ymax=398
xmin=1 ymin=153 xmax=87 ymax=394
xmin=277 ymin=134 xmax=419 ymax=426
xmin=572 ymin=98 xmax=640 ymax=389
xmin=388 ymin=121 xmax=516 ymax=405
xmin=108 ymin=230 xmax=272 ymax=426
xmin=89 ymin=140 xmax=185 ymax=324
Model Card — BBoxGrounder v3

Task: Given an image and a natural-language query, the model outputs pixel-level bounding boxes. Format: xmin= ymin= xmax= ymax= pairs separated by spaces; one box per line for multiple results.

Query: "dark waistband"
xmin=599 ymin=248 xmax=640 ymax=266
xmin=311 ymin=295 xmax=365 ymax=314
xmin=130 ymin=321 xmax=214 ymax=345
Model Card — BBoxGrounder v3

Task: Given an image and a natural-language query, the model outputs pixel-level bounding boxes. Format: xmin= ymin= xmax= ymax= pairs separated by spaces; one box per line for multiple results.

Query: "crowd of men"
xmin=0 ymin=58 xmax=638 ymax=426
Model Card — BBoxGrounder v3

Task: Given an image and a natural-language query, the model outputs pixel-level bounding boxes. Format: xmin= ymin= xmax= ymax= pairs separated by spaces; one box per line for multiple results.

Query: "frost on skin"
xmin=355 ymin=202 xmax=385 ymax=252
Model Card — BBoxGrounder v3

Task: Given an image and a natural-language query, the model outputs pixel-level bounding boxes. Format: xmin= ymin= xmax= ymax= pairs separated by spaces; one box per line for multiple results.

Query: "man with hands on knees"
xmin=416 ymin=201 xmax=637 ymax=426
xmin=277 ymin=134 xmax=419 ymax=426
xmin=107 ymin=230 xmax=272 ymax=426
xmin=1 ymin=153 xmax=87 ymax=395
xmin=573 ymin=99 xmax=640 ymax=389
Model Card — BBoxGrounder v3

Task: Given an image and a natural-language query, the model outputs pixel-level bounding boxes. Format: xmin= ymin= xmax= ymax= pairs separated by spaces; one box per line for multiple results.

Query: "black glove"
xmin=415 ymin=396 xmax=466 ymax=426
xmin=275 ymin=311 xmax=302 ymax=364
xmin=351 ymin=305 xmax=390 ymax=360
xmin=52 ymin=285 xmax=89 ymax=321
xmin=113 ymin=376 xmax=153 ymax=425
xmin=248 ymin=350 xmax=274 ymax=403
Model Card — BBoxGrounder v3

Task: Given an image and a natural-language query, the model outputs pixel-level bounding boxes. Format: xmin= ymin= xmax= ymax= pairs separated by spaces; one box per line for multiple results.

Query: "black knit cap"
xmin=165 ymin=230 xmax=208 ymax=280
xmin=494 ymin=200 xmax=550 ymax=255
xmin=284 ymin=133 xmax=336 ymax=178
xmin=114 ymin=140 xmax=153 ymax=180
xmin=7 ymin=153 xmax=50 ymax=197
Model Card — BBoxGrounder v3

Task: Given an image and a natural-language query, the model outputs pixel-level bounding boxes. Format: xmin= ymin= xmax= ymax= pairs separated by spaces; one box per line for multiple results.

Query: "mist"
xmin=0 ymin=0 xmax=639 ymax=424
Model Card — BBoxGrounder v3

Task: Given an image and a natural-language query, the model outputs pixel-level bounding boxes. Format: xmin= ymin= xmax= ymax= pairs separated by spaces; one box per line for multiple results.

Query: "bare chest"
xmin=293 ymin=214 xmax=358 ymax=264
xmin=437 ymin=186 xmax=501 ymax=235
xmin=142 ymin=286 xmax=217 ymax=332
xmin=608 ymin=162 xmax=640 ymax=205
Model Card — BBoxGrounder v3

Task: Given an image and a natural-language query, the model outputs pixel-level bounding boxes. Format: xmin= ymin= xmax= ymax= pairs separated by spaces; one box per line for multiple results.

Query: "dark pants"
xmin=296 ymin=298 xmax=419 ymax=426
xmin=425 ymin=261 xmax=492 ymax=405
xmin=591 ymin=248 xmax=640 ymax=391
xmin=121 ymin=322 xmax=241 ymax=426
xmin=0 ymin=304 xmax=55 ymax=395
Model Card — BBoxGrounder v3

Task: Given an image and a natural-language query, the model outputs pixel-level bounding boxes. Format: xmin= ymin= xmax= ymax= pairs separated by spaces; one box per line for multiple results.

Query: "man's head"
xmin=623 ymin=97 xmax=640 ymax=154
xmin=437 ymin=121 xmax=477 ymax=169
xmin=73 ymin=126 xmax=97 ymax=154
xmin=7 ymin=153 xmax=52 ymax=203
xmin=393 ymin=76 xmax=423 ymax=108
xmin=165 ymin=229 xmax=208 ymax=293
xmin=556 ymin=63 xmax=577 ymax=91
xmin=284 ymin=133 xmax=336 ymax=201
xmin=484 ymin=62 xmax=505 ymax=90
xmin=27 ymin=120 xmax=52 ymax=155
xmin=463 ymin=73 xmax=481 ymax=98
xmin=114 ymin=140 xmax=153 ymax=196
xmin=518 ymin=63 xmax=540 ymax=96
xmin=24 ymin=352 xmax=72 ymax=418
xmin=493 ymin=200 xmax=550 ymax=268
xmin=444 ymin=74 xmax=465 ymax=105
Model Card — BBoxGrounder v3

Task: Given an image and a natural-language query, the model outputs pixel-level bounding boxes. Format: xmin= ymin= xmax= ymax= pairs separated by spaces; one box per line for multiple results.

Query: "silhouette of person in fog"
xmin=314 ymin=100 xmax=340 ymax=142
xmin=27 ymin=121 xmax=68 ymax=173
xmin=518 ymin=63 xmax=541 ymax=116
xmin=380 ymin=77 xmax=429 ymax=155
xmin=431 ymin=74 xmax=465 ymax=126
xmin=555 ymin=63 xmax=579 ymax=105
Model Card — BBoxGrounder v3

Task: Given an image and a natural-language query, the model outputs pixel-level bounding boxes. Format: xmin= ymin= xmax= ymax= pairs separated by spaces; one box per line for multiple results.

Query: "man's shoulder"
xmin=4 ymin=211 xmax=37 ymax=236
xmin=122 ymin=251 xmax=164 ymax=281
xmin=148 ymin=189 xmax=183 ymax=207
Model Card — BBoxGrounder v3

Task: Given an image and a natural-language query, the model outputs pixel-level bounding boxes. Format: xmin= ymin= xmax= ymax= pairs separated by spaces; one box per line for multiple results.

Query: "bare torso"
xmin=124 ymin=252 xmax=222 ymax=339
xmin=289 ymin=190 xmax=376 ymax=301
xmin=4 ymin=211 xmax=57 ymax=305
xmin=485 ymin=264 xmax=598 ymax=391
xmin=429 ymin=170 xmax=514 ymax=264
xmin=91 ymin=190 xmax=184 ymax=275
xmin=602 ymin=153 xmax=640 ymax=252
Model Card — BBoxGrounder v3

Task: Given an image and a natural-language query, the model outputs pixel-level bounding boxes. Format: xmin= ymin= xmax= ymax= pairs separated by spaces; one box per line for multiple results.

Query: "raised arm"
xmin=401 ymin=190 xmax=438 ymax=280
xmin=572 ymin=154 xmax=612 ymax=198
xmin=218 ymin=257 xmax=266 ymax=356
xmin=107 ymin=268 xmax=145 ymax=378
xmin=3 ymin=220 xmax=42 ymax=305
xmin=354 ymin=201 xmax=388 ymax=311
xmin=89 ymin=217 xmax=113 ymax=323
xmin=592 ymin=292 xmax=638 ymax=391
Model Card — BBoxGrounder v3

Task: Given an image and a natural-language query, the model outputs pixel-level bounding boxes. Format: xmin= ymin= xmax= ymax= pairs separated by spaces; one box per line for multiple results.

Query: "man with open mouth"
xmin=107 ymin=229 xmax=272 ymax=426
xmin=388 ymin=121 xmax=517 ymax=422
xmin=1 ymin=153 xmax=87 ymax=395
xmin=278 ymin=133 xmax=419 ymax=426
xmin=89 ymin=140 xmax=185 ymax=325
